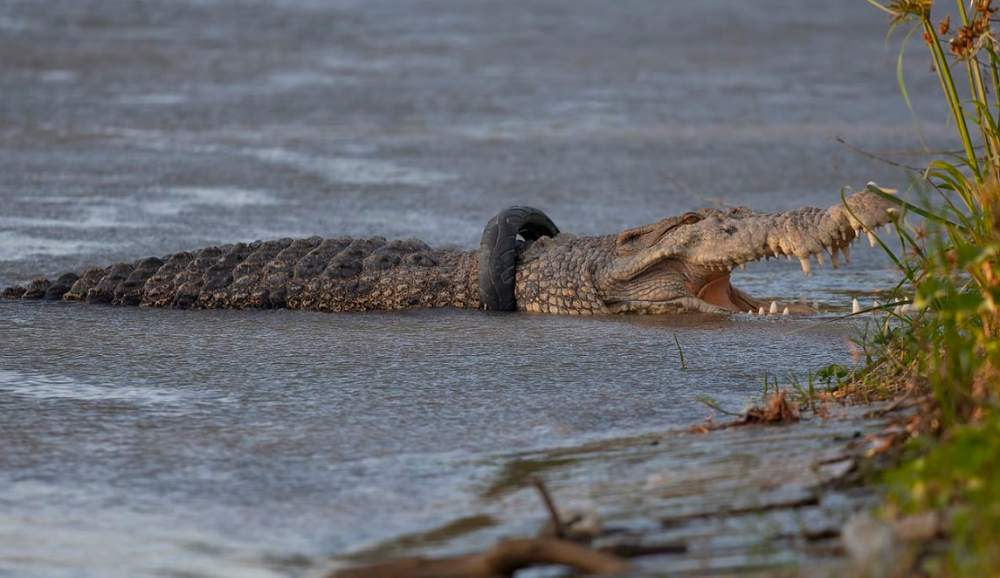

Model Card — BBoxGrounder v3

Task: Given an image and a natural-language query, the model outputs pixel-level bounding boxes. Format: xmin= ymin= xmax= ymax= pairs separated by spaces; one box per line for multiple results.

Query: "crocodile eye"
xmin=679 ymin=213 xmax=702 ymax=225
xmin=723 ymin=224 xmax=737 ymax=235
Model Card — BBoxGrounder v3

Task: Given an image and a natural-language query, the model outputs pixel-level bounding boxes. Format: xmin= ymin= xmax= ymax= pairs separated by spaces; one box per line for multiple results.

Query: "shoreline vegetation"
xmin=847 ymin=0 xmax=1000 ymax=575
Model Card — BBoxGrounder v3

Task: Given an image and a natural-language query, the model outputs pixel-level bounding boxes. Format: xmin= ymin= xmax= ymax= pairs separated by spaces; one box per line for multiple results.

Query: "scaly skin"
xmin=3 ymin=237 xmax=480 ymax=312
xmin=515 ymin=188 xmax=898 ymax=314
xmin=1 ymin=189 xmax=897 ymax=314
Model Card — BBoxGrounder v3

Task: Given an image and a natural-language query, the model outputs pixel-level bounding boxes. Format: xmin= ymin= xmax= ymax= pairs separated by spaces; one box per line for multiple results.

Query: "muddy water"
xmin=0 ymin=1 xmax=948 ymax=576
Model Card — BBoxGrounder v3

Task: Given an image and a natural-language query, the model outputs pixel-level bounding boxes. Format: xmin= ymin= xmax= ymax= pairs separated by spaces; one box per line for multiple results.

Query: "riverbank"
xmin=319 ymin=399 xmax=918 ymax=577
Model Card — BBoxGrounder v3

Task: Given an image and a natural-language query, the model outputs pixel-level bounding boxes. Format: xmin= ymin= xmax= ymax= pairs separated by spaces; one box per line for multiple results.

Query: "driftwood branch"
xmin=532 ymin=477 xmax=565 ymax=539
xmin=329 ymin=478 xmax=631 ymax=577
xmin=329 ymin=538 xmax=630 ymax=578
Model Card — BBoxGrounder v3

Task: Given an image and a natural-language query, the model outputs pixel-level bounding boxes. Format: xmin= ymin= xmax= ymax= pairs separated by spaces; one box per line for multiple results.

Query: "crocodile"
xmin=1 ymin=189 xmax=896 ymax=315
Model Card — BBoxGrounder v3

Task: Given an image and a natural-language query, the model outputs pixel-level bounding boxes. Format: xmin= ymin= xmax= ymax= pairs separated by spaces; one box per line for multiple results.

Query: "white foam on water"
xmin=0 ymin=497 xmax=286 ymax=578
xmin=0 ymin=205 xmax=140 ymax=231
xmin=0 ymin=368 xmax=182 ymax=405
xmin=0 ymin=231 xmax=118 ymax=260
xmin=115 ymin=93 xmax=188 ymax=106
xmin=140 ymin=187 xmax=277 ymax=216
xmin=319 ymin=51 xmax=454 ymax=74
xmin=250 ymin=148 xmax=455 ymax=186
xmin=102 ymin=128 xmax=222 ymax=155
xmin=104 ymin=130 xmax=453 ymax=188
xmin=264 ymin=70 xmax=342 ymax=91
xmin=38 ymin=70 xmax=77 ymax=83
xmin=166 ymin=186 xmax=277 ymax=207
xmin=320 ymin=52 xmax=398 ymax=72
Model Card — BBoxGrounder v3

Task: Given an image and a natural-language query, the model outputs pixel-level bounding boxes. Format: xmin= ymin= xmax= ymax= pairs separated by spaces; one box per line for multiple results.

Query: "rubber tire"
xmin=478 ymin=206 xmax=560 ymax=311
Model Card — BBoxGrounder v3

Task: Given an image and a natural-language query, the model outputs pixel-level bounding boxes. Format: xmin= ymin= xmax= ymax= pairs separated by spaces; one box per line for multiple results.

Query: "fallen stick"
xmin=329 ymin=537 xmax=631 ymax=578
xmin=532 ymin=477 xmax=566 ymax=539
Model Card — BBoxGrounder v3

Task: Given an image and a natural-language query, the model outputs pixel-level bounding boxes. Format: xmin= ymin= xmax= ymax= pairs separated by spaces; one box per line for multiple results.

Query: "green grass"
xmin=854 ymin=1 xmax=1000 ymax=575
xmin=884 ymin=416 xmax=1000 ymax=575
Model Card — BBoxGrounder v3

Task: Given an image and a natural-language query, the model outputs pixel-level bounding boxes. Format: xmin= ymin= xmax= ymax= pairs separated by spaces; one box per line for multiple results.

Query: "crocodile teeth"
xmin=867 ymin=231 xmax=878 ymax=247
xmin=873 ymin=299 xmax=880 ymax=310
xmin=852 ymin=298 xmax=861 ymax=314
xmin=758 ymin=306 xmax=766 ymax=316
xmin=748 ymin=309 xmax=755 ymax=315
xmin=769 ymin=301 xmax=778 ymax=315
xmin=829 ymin=247 xmax=839 ymax=269
xmin=841 ymin=243 xmax=851 ymax=263
xmin=812 ymin=299 xmax=820 ymax=310
xmin=799 ymin=257 xmax=811 ymax=277
xmin=739 ymin=263 xmax=746 ymax=270
xmin=782 ymin=306 xmax=790 ymax=316
xmin=815 ymin=252 xmax=824 ymax=266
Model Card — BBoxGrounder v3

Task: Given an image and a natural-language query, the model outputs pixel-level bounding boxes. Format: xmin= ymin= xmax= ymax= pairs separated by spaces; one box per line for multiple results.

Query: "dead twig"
xmin=864 ymin=378 xmax=920 ymax=418
xmin=833 ymin=136 xmax=926 ymax=171
xmin=661 ymin=493 xmax=819 ymax=526
xmin=598 ymin=540 xmax=687 ymax=557
xmin=532 ymin=477 xmax=565 ymax=539
xmin=740 ymin=390 xmax=800 ymax=425
xmin=329 ymin=538 xmax=630 ymax=578
xmin=330 ymin=478 xmax=628 ymax=577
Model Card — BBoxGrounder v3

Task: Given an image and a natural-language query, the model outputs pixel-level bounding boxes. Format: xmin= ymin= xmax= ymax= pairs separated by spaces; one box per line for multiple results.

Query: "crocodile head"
xmin=590 ymin=187 xmax=899 ymax=314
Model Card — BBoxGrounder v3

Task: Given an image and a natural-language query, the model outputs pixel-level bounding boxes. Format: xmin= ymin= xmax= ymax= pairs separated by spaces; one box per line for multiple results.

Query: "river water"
xmin=0 ymin=1 xmax=951 ymax=576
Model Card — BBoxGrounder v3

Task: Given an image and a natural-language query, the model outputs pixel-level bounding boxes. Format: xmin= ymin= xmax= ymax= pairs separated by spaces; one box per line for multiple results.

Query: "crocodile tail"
xmin=3 ymin=237 xmax=479 ymax=311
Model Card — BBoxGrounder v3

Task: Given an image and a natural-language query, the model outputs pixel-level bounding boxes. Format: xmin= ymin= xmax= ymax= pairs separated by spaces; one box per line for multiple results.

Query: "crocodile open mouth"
xmin=689 ymin=221 xmax=897 ymax=315
xmin=695 ymin=274 xmax=767 ymax=312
